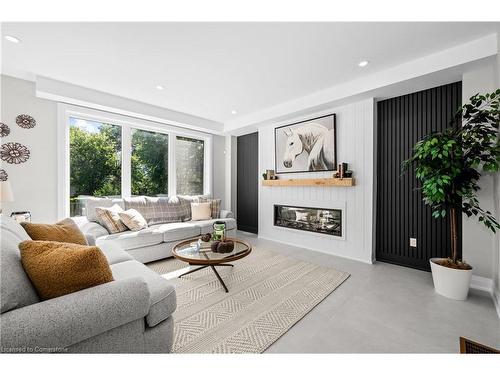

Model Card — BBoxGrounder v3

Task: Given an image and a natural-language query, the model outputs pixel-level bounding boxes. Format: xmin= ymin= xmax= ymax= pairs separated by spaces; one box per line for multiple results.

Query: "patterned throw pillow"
xmin=199 ymin=198 xmax=221 ymax=219
xmin=95 ymin=204 xmax=128 ymax=234
xmin=124 ymin=196 xmax=190 ymax=225
xmin=118 ymin=209 xmax=148 ymax=231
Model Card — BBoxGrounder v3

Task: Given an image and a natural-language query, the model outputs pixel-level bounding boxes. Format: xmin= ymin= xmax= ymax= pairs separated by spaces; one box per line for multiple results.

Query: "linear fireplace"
xmin=273 ymin=204 xmax=342 ymax=237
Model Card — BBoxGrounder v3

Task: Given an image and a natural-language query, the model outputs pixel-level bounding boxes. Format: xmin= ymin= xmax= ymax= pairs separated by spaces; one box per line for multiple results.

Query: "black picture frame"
xmin=274 ymin=113 xmax=337 ymax=174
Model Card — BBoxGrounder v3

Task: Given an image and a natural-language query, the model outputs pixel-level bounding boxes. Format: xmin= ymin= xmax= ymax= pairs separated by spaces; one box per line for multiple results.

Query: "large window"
xmin=69 ymin=117 xmax=121 ymax=216
xmin=62 ymin=106 xmax=211 ymax=218
xmin=131 ymin=129 xmax=169 ymax=196
xmin=176 ymin=136 xmax=204 ymax=195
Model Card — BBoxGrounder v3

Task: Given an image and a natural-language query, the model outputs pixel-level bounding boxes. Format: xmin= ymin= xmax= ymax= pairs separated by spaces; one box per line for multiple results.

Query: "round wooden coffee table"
xmin=172 ymin=237 xmax=252 ymax=293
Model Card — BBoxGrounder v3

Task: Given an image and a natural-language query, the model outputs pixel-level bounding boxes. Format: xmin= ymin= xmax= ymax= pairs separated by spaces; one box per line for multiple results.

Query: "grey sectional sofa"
xmin=0 ymin=216 xmax=176 ymax=353
xmin=73 ymin=196 xmax=236 ymax=263
xmin=0 ymin=195 xmax=236 ymax=353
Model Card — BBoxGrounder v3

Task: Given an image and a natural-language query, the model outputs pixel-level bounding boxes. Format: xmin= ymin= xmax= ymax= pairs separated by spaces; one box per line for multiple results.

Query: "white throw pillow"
xmin=190 ymin=202 xmax=212 ymax=221
xmin=118 ymin=209 xmax=148 ymax=231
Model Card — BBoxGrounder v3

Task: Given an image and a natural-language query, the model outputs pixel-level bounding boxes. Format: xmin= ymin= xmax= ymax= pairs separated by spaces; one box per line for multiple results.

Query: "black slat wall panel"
xmin=376 ymin=82 xmax=462 ymax=271
xmin=237 ymin=132 xmax=259 ymax=234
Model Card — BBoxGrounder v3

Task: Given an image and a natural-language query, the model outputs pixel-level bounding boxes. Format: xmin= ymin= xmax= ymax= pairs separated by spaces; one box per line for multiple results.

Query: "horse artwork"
xmin=275 ymin=113 xmax=336 ymax=174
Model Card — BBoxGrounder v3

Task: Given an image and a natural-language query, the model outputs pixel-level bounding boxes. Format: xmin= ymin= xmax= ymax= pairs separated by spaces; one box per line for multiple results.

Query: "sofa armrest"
xmin=0 ymin=277 xmax=150 ymax=351
xmin=70 ymin=216 xmax=109 ymax=245
xmin=220 ymin=210 xmax=234 ymax=219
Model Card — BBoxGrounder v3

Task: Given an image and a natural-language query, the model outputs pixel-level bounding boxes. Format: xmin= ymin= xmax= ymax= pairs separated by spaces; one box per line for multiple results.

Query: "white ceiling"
xmin=1 ymin=22 xmax=499 ymax=124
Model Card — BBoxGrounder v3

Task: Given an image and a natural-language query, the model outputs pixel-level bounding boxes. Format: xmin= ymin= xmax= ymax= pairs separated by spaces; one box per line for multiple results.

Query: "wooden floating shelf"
xmin=261 ymin=177 xmax=355 ymax=187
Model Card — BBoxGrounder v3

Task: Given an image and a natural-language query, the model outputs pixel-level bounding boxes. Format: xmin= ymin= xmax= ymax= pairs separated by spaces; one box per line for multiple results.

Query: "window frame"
xmin=58 ymin=103 xmax=212 ymax=219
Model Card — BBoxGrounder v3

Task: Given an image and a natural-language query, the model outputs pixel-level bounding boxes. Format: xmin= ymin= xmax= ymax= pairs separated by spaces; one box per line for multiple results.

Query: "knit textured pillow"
xmin=19 ymin=240 xmax=114 ymax=300
xmin=21 ymin=218 xmax=88 ymax=245
xmin=95 ymin=204 xmax=128 ymax=233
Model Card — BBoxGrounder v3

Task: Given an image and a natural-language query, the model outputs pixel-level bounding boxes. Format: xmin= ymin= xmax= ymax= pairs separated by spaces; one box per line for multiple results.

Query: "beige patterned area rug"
xmin=147 ymin=247 xmax=350 ymax=353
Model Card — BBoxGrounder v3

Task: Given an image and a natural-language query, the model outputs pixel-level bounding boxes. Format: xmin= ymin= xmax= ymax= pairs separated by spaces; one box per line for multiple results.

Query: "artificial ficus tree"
xmin=403 ymin=89 xmax=500 ymax=268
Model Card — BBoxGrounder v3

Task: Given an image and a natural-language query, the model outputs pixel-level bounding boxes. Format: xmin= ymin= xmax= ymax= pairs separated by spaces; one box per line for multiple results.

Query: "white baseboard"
xmin=493 ymin=288 xmax=500 ymax=320
xmin=257 ymin=235 xmax=373 ymax=264
xmin=470 ymin=275 xmax=500 ymax=320
xmin=470 ymin=275 xmax=494 ymax=293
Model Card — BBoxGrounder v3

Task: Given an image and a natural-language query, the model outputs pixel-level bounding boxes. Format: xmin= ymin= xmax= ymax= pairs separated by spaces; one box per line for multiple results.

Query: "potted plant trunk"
xmin=403 ymin=89 xmax=500 ymax=300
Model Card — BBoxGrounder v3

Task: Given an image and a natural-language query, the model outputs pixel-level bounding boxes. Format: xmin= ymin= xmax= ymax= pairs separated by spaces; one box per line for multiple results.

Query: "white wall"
xmin=258 ymin=98 xmax=375 ymax=263
xmin=212 ymin=134 xmax=226 ymax=208
xmin=494 ymin=27 xmax=500 ymax=314
xmin=1 ymin=75 xmax=58 ymax=222
xmin=230 ymin=136 xmax=238 ymax=216
xmin=461 ymin=60 xmax=498 ymax=279
xmin=1 ymin=75 xmax=224 ymax=222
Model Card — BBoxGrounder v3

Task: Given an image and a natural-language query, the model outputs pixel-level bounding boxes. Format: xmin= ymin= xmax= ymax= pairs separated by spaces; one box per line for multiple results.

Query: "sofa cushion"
xmin=19 ymin=241 xmax=114 ymax=300
xmin=1 ymin=217 xmax=40 ymax=313
xmin=110 ymin=260 xmax=176 ymax=327
xmin=85 ymin=197 xmax=125 ymax=223
xmin=151 ymin=222 xmax=201 ymax=243
xmin=192 ymin=218 xmax=237 ymax=233
xmin=118 ymin=209 xmax=148 ymax=231
xmin=20 ymin=218 xmax=89 ymax=245
xmin=190 ymin=202 xmax=212 ymax=221
xmin=96 ymin=227 xmax=164 ymax=251
xmin=72 ymin=217 xmax=109 ymax=244
xmin=124 ymin=196 xmax=190 ymax=225
xmin=97 ymin=241 xmax=134 ymax=264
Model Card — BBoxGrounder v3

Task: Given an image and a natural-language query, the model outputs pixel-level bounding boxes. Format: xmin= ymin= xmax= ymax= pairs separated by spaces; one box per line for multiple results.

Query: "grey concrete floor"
xmin=234 ymin=231 xmax=500 ymax=353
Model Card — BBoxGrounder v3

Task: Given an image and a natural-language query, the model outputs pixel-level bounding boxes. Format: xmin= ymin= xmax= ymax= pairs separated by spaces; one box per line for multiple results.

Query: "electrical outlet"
xmin=410 ymin=238 xmax=417 ymax=247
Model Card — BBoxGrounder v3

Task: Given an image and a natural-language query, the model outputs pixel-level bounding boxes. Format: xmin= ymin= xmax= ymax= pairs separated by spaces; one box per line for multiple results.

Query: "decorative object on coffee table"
xmin=0 ymin=122 xmax=10 ymax=137
xmin=172 ymin=237 xmax=252 ymax=293
xmin=210 ymin=240 xmax=220 ymax=252
xmin=15 ymin=114 xmax=36 ymax=129
xmin=212 ymin=221 xmax=226 ymax=241
xmin=214 ymin=239 xmax=235 ymax=253
xmin=201 ymin=233 xmax=212 ymax=242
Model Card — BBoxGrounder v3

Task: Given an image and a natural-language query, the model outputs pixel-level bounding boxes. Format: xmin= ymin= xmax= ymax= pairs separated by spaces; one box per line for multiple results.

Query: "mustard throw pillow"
xmin=21 ymin=218 xmax=88 ymax=245
xmin=19 ymin=240 xmax=114 ymax=300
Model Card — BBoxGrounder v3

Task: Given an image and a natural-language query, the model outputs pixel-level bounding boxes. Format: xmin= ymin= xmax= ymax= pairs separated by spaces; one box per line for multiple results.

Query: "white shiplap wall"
xmin=258 ymin=98 xmax=375 ymax=263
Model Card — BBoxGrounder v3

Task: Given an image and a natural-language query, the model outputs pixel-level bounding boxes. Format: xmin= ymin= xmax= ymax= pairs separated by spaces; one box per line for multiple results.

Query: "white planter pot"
xmin=430 ymin=258 xmax=473 ymax=300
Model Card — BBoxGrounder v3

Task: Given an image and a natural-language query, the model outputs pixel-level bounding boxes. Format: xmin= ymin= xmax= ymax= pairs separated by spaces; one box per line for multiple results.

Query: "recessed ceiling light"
xmin=156 ymin=85 xmax=164 ymax=90
xmin=4 ymin=35 xmax=21 ymax=44
xmin=358 ymin=60 xmax=369 ymax=67
xmin=231 ymin=110 xmax=237 ymax=115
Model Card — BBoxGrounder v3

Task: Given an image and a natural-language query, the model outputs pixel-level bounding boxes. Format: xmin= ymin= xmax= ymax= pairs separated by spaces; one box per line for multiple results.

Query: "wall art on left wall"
xmin=0 ymin=123 xmax=11 ymax=137
xmin=0 ymin=142 xmax=30 ymax=164
xmin=15 ymin=114 xmax=36 ymax=129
